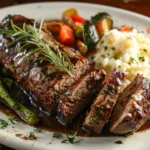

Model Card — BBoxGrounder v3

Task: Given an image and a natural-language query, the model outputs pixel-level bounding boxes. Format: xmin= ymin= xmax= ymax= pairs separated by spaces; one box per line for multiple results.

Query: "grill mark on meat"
xmin=82 ymin=69 xmax=126 ymax=134
xmin=1 ymin=15 xmax=149 ymax=136
xmin=0 ymin=15 xmax=92 ymax=114
xmin=57 ymin=69 xmax=106 ymax=125
xmin=110 ymin=74 xmax=150 ymax=134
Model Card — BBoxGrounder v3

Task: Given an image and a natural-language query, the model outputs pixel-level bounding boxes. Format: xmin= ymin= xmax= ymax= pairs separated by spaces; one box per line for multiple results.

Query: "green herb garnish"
xmin=124 ymin=132 xmax=133 ymax=138
xmin=130 ymin=57 xmax=138 ymax=64
xmin=130 ymin=57 xmax=135 ymax=63
xmin=28 ymin=132 xmax=36 ymax=140
xmin=92 ymin=116 xmax=99 ymax=122
xmin=143 ymin=49 xmax=147 ymax=52
xmin=106 ymin=85 xmax=116 ymax=95
xmin=34 ymin=128 xmax=41 ymax=133
xmin=61 ymin=131 xmax=80 ymax=144
xmin=110 ymin=52 xmax=121 ymax=60
xmin=114 ymin=140 xmax=123 ymax=144
xmin=0 ymin=20 xmax=74 ymax=76
xmin=0 ymin=119 xmax=8 ymax=129
xmin=53 ymin=133 xmax=62 ymax=139
xmin=139 ymin=56 xmax=145 ymax=61
xmin=8 ymin=115 xmax=16 ymax=124
xmin=16 ymin=134 xmax=22 ymax=137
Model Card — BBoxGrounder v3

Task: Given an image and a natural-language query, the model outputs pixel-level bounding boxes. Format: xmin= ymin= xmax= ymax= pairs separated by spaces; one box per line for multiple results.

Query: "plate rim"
xmin=0 ymin=2 xmax=150 ymax=150
xmin=1 ymin=1 xmax=150 ymax=21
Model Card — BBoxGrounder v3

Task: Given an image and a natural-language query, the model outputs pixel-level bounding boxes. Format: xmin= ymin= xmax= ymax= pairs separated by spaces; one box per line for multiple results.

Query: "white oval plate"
xmin=0 ymin=2 xmax=150 ymax=150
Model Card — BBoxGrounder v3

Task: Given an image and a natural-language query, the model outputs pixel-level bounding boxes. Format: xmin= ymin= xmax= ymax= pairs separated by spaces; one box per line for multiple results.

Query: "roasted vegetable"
xmin=1 ymin=20 xmax=74 ymax=76
xmin=63 ymin=8 xmax=79 ymax=18
xmin=72 ymin=16 xmax=85 ymax=24
xmin=2 ymin=77 xmax=35 ymax=110
xmin=76 ymin=40 xmax=88 ymax=55
xmin=43 ymin=21 xmax=63 ymax=34
xmin=95 ymin=18 xmax=113 ymax=37
xmin=43 ymin=21 xmax=64 ymax=40
xmin=91 ymin=12 xmax=113 ymax=37
xmin=0 ymin=78 xmax=39 ymax=125
xmin=62 ymin=8 xmax=79 ymax=27
xmin=62 ymin=8 xmax=85 ymax=39
xmin=91 ymin=12 xmax=110 ymax=24
xmin=120 ymin=26 xmax=132 ymax=32
xmin=74 ymin=23 xmax=84 ymax=39
xmin=0 ymin=15 xmax=91 ymax=115
xmin=83 ymin=21 xmax=99 ymax=50
xmin=59 ymin=24 xmax=75 ymax=46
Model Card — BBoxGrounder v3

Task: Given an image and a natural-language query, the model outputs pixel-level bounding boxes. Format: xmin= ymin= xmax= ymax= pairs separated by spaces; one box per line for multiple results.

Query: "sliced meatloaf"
xmin=110 ymin=74 xmax=150 ymax=134
xmin=82 ymin=69 xmax=126 ymax=134
xmin=57 ymin=69 xmax=106 ymax=125
xmin=0 ymin=15 xmax=92 ymax=114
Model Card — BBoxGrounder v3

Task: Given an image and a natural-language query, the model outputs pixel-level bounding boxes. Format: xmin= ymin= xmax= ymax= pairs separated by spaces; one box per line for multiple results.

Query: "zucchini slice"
xmin=83 ymin=21 xmax=99 ymax=51
xmin=91 ymin=12 xmax=110 ymax=24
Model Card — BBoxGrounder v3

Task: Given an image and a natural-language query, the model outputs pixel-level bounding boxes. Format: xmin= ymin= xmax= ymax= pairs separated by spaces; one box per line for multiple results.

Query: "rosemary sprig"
xmin=0 ymin=20 xmax=74 ymax=76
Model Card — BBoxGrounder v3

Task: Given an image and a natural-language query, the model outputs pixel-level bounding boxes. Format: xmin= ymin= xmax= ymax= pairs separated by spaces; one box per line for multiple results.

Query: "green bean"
xmin=0 ymin=79 xmax=39 ymax=125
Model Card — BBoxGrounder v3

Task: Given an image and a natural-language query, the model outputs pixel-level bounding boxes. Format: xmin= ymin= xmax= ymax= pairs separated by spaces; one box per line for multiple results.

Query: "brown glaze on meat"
xmin=0 ymin=15 xmax=92 ymax=114
xmin=1 ymin=15 xmax=150 ymax=136
xmin=57 ymin=69 xmax=106 ymax=125
xmin=82 ymin=69 xmax=126 ymax=134
xmin=110 ymin=74 xmax=150 ymax=134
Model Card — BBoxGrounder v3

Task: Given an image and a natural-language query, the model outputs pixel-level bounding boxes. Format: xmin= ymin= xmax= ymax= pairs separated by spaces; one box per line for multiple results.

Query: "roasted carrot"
xmin=120 ymin=26 xmax=132 ymax=32
xmin=59 ymin=24 xmax=75 ymax=46
xmin=147 ymin=29 xmax=150 ymax=34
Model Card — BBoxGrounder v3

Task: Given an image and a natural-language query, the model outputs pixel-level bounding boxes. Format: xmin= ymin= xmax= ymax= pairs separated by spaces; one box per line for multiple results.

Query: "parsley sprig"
xmin=8 ymin=115 xmax=16 ymax=124
xmin=61 ymin=131 xmax=80 ymax=144
xmin=0 ymin=119 xmax=8 ymax=129
xmin=53 ymin=133 xmax=62 ymax=139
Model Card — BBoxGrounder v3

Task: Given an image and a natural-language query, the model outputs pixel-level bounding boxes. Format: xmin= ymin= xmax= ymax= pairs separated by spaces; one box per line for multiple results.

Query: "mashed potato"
xmin=94 ymin=29 xmax=150 ymax=82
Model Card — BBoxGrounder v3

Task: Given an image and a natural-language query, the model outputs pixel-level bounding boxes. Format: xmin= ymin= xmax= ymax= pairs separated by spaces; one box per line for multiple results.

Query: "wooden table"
xmin=0 ymin=0 xmax=150 ymax=17
xmin=0 ymin=0 xmax=149 ymax=150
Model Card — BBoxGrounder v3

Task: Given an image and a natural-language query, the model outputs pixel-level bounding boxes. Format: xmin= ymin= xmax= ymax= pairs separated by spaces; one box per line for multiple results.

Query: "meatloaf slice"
xmin=82 ymin=69 xmax=126 ymax=134
xmin=57 ymin=69 xmax=106 ymax=125
xmin=110 ymin=74 xmax=150 ymax=135
xmin=0 ymin=15 xmax=92 ymax=114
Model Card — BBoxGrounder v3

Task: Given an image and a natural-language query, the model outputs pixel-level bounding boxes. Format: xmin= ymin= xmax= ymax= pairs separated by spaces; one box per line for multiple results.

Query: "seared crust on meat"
xmin=57 ymin=69 xmax=106 ymax=125
xmin=110 ymin=74 xmax=150 ymax=134
xmin=0 ymin=15 xmax=92 ymax=114
xmin=1 ymin=15 xmax=150 ymax=135
xmin=82 ymin=69 xmax=126 ymax=134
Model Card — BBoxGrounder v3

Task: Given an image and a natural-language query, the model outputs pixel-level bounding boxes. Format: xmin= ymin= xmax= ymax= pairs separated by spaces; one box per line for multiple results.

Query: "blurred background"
xmin=0 ymin=0 xmax=150 ymax=17
xmin=0 ymin=0 xmax=149 ymax=150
